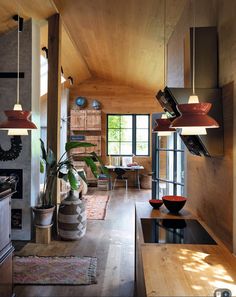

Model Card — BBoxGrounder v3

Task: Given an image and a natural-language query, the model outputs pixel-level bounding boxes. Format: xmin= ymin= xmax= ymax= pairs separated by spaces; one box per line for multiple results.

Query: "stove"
xmin=141 ymin=218 xmax=217 ymax=245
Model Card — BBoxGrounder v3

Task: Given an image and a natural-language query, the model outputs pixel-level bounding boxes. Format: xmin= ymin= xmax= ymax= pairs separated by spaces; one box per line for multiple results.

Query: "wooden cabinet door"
xmin=70 ymin=110 xmax=86 ymax=130
xmin=85 ymin=110 xmax=101 ymax=131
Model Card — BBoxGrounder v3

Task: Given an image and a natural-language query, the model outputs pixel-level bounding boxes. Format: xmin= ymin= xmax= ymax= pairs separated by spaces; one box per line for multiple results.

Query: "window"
xmin=107 ymin=114 xmax=150 ymax=156
xmin=152 ymin=132 xmax=185 ymax=198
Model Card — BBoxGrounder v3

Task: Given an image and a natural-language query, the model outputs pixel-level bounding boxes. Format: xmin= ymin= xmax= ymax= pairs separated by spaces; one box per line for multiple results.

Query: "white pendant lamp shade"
xmin=180 ymin=127 xmax=207 ymax=135
xmin=7 ymin=104 xmax=29 ymax=136
xmin=188 ymin=95 xmax=199 ymax=103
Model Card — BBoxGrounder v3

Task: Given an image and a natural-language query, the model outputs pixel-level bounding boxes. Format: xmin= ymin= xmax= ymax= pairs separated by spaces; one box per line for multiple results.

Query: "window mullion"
xmin=133 ymin=115 xmax=136 ymax=155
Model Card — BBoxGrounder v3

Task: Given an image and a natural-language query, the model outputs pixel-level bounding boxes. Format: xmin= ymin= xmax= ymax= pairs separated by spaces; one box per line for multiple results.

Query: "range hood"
xmin=155 ymin=26 xmax=224 ymax=157
xmin=156 ymin=87 xmax=224 ymax=157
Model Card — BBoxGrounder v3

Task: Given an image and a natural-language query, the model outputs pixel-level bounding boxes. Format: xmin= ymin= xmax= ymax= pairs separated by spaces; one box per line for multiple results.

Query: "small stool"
xmin=35 ymin=224 xmax=52 ymax=244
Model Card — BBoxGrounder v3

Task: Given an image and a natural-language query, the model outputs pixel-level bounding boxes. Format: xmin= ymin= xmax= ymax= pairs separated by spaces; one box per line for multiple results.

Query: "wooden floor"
xmin=14 ymin=187 xmax=150 ymax=297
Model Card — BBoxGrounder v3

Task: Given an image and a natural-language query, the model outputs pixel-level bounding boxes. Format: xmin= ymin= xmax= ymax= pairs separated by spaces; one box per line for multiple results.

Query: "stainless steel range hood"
xmin=155 ymin=26 xmax=224 ymax=157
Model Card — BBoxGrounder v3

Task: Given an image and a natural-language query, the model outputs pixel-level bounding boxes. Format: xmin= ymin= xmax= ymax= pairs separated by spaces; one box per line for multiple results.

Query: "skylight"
xmin=40 ymin=55 xmax=66 ymax=97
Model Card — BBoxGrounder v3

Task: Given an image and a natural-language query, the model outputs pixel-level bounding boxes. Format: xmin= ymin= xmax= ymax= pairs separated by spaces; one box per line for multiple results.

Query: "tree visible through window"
xmin=107 ymin=114 xmax=150 ymax=156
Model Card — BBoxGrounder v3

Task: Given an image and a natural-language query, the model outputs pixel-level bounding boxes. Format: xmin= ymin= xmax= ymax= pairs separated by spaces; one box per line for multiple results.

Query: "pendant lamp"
xmin=170 ymin=0 xmax=219 ymax=134
xmin=153 ymin=113 xmax=175 ymax=136
xmin=0 ymin=15 xmax=37 ymax=135
xmin=153 ymin=0 xmax=175 ymax=137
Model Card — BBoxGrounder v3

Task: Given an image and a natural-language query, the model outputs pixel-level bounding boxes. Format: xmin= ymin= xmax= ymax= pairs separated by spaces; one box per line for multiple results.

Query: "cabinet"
xmin=70 ymin=110 xmax=101 ymax=131
xmin=0 ymin=191 xmax=14 ymax=297
xmin=70 ymin=109 xmax=102 ymax=183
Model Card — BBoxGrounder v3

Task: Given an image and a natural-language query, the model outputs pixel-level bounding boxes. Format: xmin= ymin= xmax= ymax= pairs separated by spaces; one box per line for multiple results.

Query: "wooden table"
xmin=105 ymin=165 xmax=144 ymax=189
xmin=135 ymin=202 xmax=236 ymax=297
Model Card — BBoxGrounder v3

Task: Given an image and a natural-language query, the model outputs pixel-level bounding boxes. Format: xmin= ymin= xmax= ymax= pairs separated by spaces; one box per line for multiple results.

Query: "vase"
xmin=58 ymin=190 xmax=87 ymax=240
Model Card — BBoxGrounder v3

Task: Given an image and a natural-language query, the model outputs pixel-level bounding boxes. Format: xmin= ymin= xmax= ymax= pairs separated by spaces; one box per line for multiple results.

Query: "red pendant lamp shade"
xmin=0 ymin=109 xmax=37 ymax=130
xmin=153 ymin=118 xmax=175 ymax=133
xmin=171 ymin=102 xmax=219 ymax=128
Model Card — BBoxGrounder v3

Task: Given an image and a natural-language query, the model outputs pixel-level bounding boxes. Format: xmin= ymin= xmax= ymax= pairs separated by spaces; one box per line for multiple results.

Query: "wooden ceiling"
xmin=0 ymin=0 xmax=187 ymax=91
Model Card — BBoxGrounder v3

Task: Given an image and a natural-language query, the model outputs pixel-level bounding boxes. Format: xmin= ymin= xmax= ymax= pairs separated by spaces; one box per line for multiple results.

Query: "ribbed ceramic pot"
xmin=58 ymin=190 xmax=87 ymax=240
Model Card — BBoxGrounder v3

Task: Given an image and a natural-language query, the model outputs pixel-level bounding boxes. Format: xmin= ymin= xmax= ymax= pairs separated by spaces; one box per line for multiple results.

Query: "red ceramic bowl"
xmin=162 ymin=195 xmax=187 ymax=213
xmin=149 ymin=199 xmax=163 ymax=209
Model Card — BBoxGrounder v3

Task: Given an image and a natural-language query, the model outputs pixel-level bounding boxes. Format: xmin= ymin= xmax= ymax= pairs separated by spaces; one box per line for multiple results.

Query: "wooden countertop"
xmin=135 ymin=202 xmax=236 ymax=297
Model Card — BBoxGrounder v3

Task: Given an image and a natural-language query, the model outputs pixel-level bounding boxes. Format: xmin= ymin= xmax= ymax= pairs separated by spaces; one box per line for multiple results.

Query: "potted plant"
xmin=33 ymin=139 xmax=107 ymax=227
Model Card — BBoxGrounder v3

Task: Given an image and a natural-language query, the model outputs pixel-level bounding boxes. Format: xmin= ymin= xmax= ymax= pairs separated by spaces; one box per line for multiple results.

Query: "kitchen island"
xmin=135 ymin=202 xmax=236 ymax=297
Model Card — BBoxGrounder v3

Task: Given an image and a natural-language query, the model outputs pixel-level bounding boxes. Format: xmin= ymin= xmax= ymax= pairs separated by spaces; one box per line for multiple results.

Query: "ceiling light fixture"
xmin=0 ymin=15 xmax=37 ymax=135
xmin=153 ymin=113 xmax=175 ymax=136
xmin=153 ymin=0 xmax=175 ymax=136
xmin=170 ymin=0 xmax=219 ymax=134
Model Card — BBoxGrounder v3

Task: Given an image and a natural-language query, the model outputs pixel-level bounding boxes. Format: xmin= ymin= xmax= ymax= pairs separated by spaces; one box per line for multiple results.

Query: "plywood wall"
xmin=187 ymin=83 xmax=233 ymax=249
xmin=167 ymin=0 xmax=234 ymax=250
xmin=69 ymin=78 xmax=161 ymax=186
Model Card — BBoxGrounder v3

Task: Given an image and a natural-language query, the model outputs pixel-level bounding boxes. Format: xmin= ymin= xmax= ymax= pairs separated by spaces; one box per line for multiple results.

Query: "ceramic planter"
xmin=32 ymin=206 xmax=55 ymax=226
xmin=58 ymin=190 xmax=87 ymax=240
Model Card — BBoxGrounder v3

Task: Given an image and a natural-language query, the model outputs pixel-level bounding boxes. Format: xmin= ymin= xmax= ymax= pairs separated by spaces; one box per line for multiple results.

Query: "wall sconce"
xmin=68 ymin=76 xmax=73 ymax=85
xmin=42 ymin=46 xmax=48 ymax=59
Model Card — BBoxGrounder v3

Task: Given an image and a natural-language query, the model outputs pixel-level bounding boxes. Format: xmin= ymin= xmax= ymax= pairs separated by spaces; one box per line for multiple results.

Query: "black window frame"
xmin=152 ymin=132 xmax=185 ymax=198
xmin=106 ymin=114 xmax=150 ymax=156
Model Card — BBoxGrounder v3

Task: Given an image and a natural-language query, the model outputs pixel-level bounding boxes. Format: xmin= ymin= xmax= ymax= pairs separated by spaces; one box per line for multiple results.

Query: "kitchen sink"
xmin=141 ymin=218 xmax=217 ymax=245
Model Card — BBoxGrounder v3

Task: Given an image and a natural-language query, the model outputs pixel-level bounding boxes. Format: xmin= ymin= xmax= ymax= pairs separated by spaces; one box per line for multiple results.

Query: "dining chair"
xmin=113 ymin=168 xmax=128 ymax=190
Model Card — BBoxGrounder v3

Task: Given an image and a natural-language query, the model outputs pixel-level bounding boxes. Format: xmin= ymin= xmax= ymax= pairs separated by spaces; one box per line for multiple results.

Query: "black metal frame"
xmin=106 ymin=114 xmax=150 ymax=156
xmin=152 ymin=132 xmax=185 ymax=199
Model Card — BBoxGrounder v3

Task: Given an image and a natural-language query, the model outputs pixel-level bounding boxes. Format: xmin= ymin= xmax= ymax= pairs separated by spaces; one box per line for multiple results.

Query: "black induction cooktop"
xmin=141 ymin=218 xmax=217 ymax=245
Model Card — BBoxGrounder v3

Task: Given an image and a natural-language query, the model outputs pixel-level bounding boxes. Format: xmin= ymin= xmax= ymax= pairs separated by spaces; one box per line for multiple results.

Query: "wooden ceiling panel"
xmin=0 ymin=0 xmax=56 ymax=34
xmin=0 ymin=0 xmax=91 ymax=85
xmin=53 ymin=0 xmax=187 ymax=91
xmin=40 ymin=24 xmax=91 ymax=86
xmin=0 ymin=0 xmax=187 ymax=91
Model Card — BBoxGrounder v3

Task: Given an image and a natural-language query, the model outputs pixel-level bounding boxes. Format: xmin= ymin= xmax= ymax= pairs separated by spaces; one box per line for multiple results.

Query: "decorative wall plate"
xmin=75 ymin=97 xmax=87 ymax=107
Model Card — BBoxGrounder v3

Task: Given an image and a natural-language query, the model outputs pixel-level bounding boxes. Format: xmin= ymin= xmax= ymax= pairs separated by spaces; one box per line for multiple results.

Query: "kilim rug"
xmin=13 ymin=256 xmax=97 ymax=285
xmin=85 ymin=194 xmax=110 ymax=220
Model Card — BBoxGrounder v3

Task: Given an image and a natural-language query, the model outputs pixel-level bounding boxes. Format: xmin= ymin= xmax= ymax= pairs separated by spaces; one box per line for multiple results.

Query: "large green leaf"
xmin=82 ymin=157 xmax=99 ymax=178
xmin=68 ymin=169 xmax=80 ymax=190
xmin=40 ymin=159 xmax=45 ymax=173
xmin=90 ymin=151 xmax=104 ymax=165
xmin=65 ymin=141 xmax=96 ymax=152
xmin=40 ymin=138 xmax=47 ymax=161
xmin=90 ymin=152 xmax=110 ymax=176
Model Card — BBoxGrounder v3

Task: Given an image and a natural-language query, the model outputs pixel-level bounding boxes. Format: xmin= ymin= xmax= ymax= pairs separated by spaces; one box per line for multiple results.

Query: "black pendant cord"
xmin=0 ymin=136 xmax=22 ymax=161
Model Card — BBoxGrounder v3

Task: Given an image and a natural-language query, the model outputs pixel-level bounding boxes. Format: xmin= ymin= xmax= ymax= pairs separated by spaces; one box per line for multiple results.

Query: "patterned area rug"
xmin=13 ymin=256 xmax=97 ymax=285
xmin=85 ymin=194 xmax=110 ymax=220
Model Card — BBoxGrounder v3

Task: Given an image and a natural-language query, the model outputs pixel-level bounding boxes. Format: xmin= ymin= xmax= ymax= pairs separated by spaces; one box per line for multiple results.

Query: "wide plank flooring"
xmin=14 ymin=187 xmax=150 ymax=297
